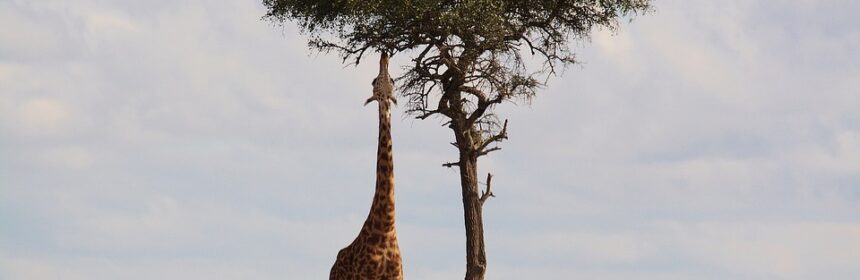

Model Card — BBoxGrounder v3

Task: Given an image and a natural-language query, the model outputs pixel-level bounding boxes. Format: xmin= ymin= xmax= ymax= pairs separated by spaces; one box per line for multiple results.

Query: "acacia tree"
xmin=263 ymin=1 xmax=650 ymax=279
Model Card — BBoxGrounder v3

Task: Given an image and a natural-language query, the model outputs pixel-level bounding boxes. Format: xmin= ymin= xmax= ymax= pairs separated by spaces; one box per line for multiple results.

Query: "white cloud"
xmin=0 ymin=255 xmax=291 ymax=280
xmin=1 ymin=0 xmax=859 ymax=279
xmin=483 ymin=222 xmax=860 ymax=280
xmin=36 ymin=146 xmax=96 ymax=169
xmin=809 ymin=130 xmax=860 ymax=174
xmin=15 ymin=98 xmax=70 ymax=135
xmin=0 ymin=1 xmax=69 ymax=60
xmin=670 ymin=222 xmax=860 ymax=279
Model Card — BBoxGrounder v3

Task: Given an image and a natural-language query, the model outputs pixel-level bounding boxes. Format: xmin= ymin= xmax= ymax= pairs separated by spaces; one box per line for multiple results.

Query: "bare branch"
xmin=478 ymin=119 xmax=508 ymax=153
xmin=415 ymin=109 xmax=443 ymax=120
xmin=436 ymin=42 xmax=462 ymax=74
xmin=477 ymin=147 xmax=502 ymax=157
xmin=462 ymin=85 xmax=505 ymax=127
xmin=479 ymin=173 xmax=496 ymax=205
xmin=460 ymin=85 xmax=489 ymax=102
xmin=413 ymin=43 xmax=444 ymax=79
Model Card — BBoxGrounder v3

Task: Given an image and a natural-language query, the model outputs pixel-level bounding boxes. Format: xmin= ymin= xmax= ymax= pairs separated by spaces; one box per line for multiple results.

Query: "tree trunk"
xmin=447 ymin=78 xmax=488 ymax=280
xmin=460 ymin=155 xmax=486 ymax=280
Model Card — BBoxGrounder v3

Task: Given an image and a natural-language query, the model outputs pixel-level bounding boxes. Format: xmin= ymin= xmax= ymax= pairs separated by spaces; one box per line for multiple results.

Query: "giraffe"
xmin=330 ymin=52 xmax=403 ymax=280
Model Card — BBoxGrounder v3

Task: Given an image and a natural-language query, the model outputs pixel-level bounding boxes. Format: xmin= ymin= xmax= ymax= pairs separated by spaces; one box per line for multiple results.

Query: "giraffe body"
xmin=330 ymin=53 xmax=403 ymax=280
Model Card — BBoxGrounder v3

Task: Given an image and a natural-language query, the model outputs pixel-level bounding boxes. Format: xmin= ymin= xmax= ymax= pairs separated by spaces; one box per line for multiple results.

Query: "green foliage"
xmin=263 ymin=0 xmax=652 ymax=152
xmin=264 ymin=0 xmax=649 ymax=59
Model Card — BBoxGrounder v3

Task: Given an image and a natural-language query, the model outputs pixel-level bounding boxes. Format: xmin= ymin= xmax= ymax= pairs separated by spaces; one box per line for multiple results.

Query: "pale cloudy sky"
xmin=2 ymin=0 xmax=859 ymax=279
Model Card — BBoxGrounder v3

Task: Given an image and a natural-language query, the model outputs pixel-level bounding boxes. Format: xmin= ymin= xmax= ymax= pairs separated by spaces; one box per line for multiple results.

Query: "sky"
xmin=1 ymin=0 xmax=859 ymax=279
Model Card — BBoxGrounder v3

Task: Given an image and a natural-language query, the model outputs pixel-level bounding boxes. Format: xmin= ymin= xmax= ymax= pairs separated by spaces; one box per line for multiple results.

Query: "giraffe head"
xmin=365 ymin=52 xmax=397 ymax=106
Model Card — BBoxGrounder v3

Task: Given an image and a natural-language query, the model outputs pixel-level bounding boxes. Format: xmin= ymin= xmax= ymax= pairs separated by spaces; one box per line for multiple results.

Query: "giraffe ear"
xmin=364 ymin=96 xmax=377 ymax=106
xmin=371 ymin=78 xmax=378 ymax=85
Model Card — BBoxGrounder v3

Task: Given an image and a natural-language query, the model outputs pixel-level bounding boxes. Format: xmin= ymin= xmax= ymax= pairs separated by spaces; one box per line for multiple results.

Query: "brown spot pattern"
xmin=330 ymin=53 xmax=403 ymax=280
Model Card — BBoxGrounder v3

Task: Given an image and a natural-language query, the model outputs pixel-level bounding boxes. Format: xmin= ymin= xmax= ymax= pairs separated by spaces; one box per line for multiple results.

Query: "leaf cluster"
xmin=264 ymin=0 xmax=651 ymax=155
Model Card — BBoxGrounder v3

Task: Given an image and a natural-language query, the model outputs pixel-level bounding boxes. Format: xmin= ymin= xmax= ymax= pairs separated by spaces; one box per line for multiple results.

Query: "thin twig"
xmin=478 ymin=119 xmax=509 ymax=153
xmin=479 ymin=173 xmax=496 ymax=205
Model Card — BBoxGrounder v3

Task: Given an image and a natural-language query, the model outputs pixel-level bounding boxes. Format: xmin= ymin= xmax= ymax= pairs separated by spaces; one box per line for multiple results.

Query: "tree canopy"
xmin=264 ymin=0 xmax=650 ymax=149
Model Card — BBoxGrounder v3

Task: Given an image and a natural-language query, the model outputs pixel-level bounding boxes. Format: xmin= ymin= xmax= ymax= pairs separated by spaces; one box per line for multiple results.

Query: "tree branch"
xmin=479 ymin=173 xmax=495 ymax=205
xmin=461 ymin=85 xmax=506 ymax=127
xmin=477 ymin=147 xmax=502 ymax=157
xmin=477 ymin=119 xmax=508 ymax=154
xmin=415 ymin=109 xmax=443 ymax=120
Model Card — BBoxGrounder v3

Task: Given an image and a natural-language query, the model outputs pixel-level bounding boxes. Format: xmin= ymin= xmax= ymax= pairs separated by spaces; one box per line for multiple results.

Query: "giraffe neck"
xmin=363 ymin=100 xmax=396 ymax=234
